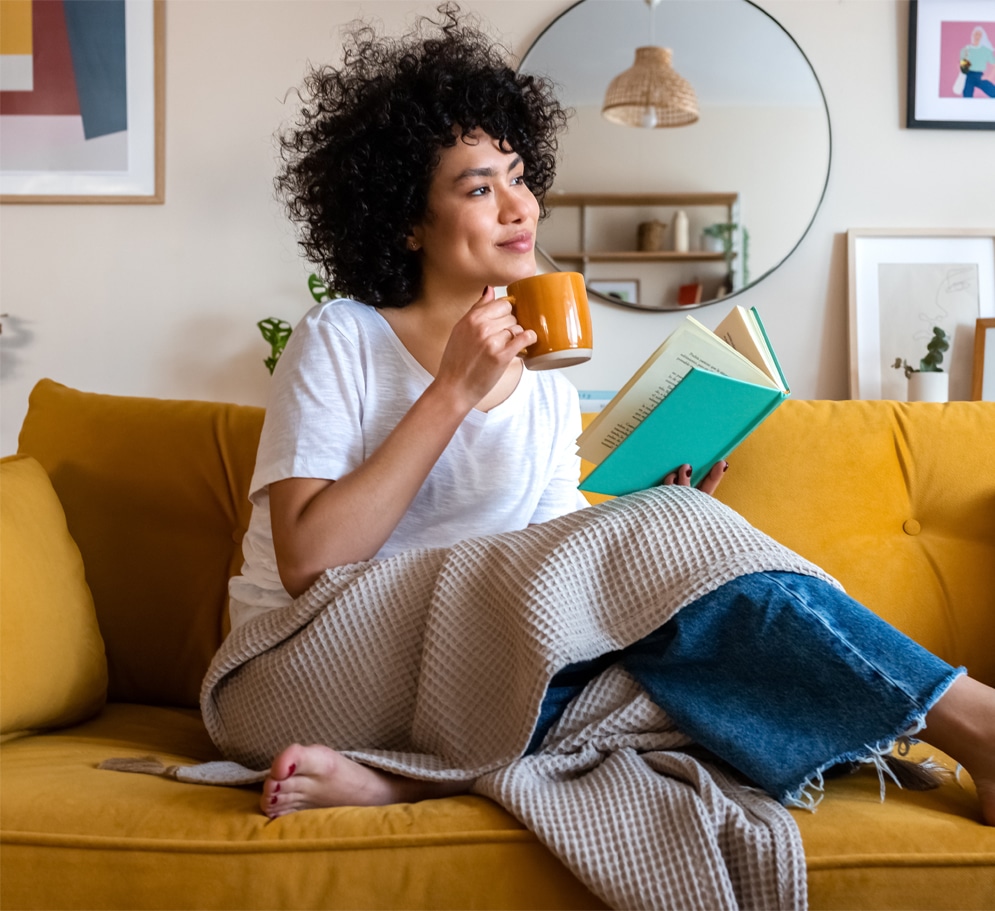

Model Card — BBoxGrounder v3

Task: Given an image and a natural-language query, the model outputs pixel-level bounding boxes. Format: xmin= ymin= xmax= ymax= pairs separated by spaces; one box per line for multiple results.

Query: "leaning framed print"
xmin=0 ymin=0 xmax=165 ymax=203
xmin=847 ymin=229 xmax=995 ymax=400
xmin=907 ymin=0 xmax=995 ymax=129
xmin=589 ymin=279 xmax=641 ymax=306
xmin=973 ymin=317 xmax=995 ymax=399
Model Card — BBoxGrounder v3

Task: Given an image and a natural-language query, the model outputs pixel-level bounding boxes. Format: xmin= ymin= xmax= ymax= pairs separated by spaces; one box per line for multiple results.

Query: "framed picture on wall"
xmin=907 ymin=0 xmax=995 ymax=130
xmin=589 ymin=280 xmax=640 ymax=306
xmin=0 ymin=0 xmax=165 ymax=203
xmin=847 ymin=229 xmax=995 ymax=400
xmin=973 ymin=317 xmax=995 ymax=399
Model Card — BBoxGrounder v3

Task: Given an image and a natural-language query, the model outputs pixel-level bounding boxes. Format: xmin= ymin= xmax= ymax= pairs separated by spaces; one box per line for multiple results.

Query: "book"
xmin=577 ymin=306 xmax=789 ymax=496
xmin=677 ymin=283 xmax=703 ymax=306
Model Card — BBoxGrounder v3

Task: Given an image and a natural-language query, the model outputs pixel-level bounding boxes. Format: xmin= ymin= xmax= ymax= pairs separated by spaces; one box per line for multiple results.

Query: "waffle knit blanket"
xmin=201 ymin=486 xmax=836 ymax=910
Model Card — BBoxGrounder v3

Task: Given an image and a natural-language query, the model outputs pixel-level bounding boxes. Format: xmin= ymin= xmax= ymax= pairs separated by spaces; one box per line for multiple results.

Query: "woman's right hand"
xmin=435 ymin=287 xmax=536 ymax=410
xmin=662 ymin=461 xmax=729 ymax=496
xmin=270 ymin=289 xmax=534 ymax=594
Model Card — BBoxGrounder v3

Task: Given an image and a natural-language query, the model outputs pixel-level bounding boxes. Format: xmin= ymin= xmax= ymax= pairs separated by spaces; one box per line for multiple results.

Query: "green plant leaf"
xmin=257 ymin=317 xmax=293 ymax=374
xmin=308 ymin=273 xmax=331 ymax=303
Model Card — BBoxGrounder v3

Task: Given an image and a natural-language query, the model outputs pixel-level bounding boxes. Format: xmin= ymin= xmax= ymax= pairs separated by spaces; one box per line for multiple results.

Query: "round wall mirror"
xmin=520 ymin=0 xmax=831 ymax=311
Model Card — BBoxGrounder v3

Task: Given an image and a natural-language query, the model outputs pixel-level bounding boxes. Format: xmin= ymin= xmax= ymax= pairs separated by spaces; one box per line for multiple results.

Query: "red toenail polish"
xmin=684 ymin=466 xmax=692 ymax=479
xmin=289 ymin=763 xmax=296 ymax=775
xmin=274 ymin=783 xmax=280 ymax=793
xmin=270 ymin=795 xmax=277 ymax=805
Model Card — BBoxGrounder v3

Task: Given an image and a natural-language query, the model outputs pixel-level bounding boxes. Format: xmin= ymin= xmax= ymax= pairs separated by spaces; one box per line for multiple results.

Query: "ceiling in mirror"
xmin=519 ymin=0 xmax=832 ymax=311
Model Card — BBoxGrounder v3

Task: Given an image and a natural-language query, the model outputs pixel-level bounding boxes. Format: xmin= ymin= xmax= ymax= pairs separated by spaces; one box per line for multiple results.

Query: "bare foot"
xmin=260 ymin=744 xmax=470 ymax=818
xmin=920 ymin=675 xmax=995 ymax=826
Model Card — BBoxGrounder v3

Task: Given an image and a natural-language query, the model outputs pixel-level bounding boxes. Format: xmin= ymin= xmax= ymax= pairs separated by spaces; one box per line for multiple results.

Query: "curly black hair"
xmin=275 ymin=3 xmax=568 ymax=309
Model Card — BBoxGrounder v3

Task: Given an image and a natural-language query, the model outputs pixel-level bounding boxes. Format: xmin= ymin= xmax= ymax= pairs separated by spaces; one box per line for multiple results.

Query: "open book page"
xmin=576 ymin=316 xmax=778 ymax=464
xmin=714 ymin=306 xmax=788 ymax=392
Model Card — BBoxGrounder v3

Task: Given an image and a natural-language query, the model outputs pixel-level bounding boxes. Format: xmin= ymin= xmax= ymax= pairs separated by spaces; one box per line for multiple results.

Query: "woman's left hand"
xmin=662 ymin=461 xmax=728 ymax=496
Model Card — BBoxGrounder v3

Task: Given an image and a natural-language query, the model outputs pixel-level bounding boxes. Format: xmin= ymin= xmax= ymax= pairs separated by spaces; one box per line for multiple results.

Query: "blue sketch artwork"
xmin=878 ymin=262 xmax=980 ymax=401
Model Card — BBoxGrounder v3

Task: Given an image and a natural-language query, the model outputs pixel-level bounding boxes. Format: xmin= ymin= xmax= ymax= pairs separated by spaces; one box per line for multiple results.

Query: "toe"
xmin=269 ymin=744 xmax=303 ymax=782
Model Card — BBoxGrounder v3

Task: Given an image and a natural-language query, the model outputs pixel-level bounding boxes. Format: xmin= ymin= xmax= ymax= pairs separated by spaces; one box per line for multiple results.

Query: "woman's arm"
xmin=271 ymin=293 xmax=535 ymax=597
xmin=270 ymin=383 xmax=470 ymax=596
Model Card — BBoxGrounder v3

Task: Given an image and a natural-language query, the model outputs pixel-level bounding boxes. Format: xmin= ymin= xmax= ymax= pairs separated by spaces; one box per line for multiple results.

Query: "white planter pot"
xmin=907 ymin=371 xmax=948 ymax=403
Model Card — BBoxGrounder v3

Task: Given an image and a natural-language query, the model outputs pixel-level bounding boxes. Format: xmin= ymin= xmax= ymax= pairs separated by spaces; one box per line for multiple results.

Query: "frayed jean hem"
xmin=781 ymin=666 xmax=966 ymax=810
xmin=533 ymin=571 xmax=963 ymax=808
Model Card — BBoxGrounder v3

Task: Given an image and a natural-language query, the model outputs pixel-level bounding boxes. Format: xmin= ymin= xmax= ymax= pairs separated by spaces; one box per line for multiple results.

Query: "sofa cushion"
xmin=1 ymin=707 xmax=992 ymax=910
xmin=16 ymin=379 xmax=264 ymax=708
xmin=0 ymin=455 xmax=107 ymax=736
xmin=582 ymin=400 xmax=995 ymax=685
xmin=714 ymin=400 xmax=995 ymax=688
xmin=0 ymin=706 xmax=606 ymax=911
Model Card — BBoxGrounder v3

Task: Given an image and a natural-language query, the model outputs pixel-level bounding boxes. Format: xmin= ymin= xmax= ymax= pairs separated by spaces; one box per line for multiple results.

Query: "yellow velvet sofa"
xmin=2 ymin=377 xmax=994 ymax=910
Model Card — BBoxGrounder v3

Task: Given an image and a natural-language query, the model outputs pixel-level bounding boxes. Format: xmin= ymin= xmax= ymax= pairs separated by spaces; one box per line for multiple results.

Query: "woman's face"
xmin=410 ymin=129 xmax=540 ymax=297
xmin=972 ymin=28 xmax=982 ymax=46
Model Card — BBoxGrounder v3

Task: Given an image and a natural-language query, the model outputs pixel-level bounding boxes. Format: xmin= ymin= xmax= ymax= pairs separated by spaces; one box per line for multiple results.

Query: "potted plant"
xmin=701 ymin=223 xmax=748 ymax=295
xmin=892 ymin=326 xmax=950 ymax=402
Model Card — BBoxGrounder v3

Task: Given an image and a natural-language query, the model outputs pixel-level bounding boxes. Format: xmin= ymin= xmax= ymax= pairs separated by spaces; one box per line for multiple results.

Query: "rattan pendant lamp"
xmin=601 ymin=0 xmax=699 ymax=128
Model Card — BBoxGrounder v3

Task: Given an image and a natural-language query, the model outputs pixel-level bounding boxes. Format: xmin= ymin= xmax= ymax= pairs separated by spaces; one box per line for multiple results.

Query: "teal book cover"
xmin=579 ymin=368 xmax=786 ymax=496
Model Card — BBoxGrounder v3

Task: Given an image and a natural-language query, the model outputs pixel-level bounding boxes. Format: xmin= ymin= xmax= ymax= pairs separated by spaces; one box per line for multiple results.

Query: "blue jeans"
xmin=527 ymin=572 xmax=962 ymax=806
xmin=964 ymin=71 xmax=995 ymax=98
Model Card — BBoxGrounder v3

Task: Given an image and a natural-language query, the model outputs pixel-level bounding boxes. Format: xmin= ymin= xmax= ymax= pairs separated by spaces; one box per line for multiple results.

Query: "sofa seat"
xmin=2 ymin=705 xmax=992 ymax=910
xmin=0 ymin=705 xmax=605 ymax=911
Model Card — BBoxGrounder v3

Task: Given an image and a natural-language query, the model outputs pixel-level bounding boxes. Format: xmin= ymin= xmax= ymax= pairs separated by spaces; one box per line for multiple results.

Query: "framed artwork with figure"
xmin=907 ymin=0 xmax=995 ymax=129
xmin=847 ymin=229 xmax=995 ymax=400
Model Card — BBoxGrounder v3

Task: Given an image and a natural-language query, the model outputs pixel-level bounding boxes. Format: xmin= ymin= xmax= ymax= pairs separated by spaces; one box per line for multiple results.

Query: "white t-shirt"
xmin=228 ymin=298 xmax=588 ymax=628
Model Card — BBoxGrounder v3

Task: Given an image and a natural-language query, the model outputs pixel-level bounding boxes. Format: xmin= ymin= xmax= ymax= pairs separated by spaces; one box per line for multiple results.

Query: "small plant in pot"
xmin=892 ymin=326 xmax=950 ymax=402
xmin=701 ymin=223 xmax=748 ymax=296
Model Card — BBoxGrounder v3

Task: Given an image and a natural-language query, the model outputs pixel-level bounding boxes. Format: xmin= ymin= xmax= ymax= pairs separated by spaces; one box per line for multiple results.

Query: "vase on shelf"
xmin=673 ymin=210 xmax=689 ymax=253
xmin=637 ymin=219 xmax=666 ymax=252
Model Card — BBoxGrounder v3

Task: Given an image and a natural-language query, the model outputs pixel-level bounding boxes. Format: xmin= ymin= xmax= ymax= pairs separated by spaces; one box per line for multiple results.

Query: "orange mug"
xmin=506 ymin=272 xmax=593 ymax=370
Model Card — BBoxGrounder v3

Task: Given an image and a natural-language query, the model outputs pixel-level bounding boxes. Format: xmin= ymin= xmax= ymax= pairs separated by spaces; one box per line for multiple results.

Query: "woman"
xmin=224 ymin=6 xmax=995 ymax=826
xmin=960 ymin=26 xmax=995 ymax=98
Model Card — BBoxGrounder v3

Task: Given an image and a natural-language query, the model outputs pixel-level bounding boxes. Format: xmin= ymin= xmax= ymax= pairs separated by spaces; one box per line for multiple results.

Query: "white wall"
xmin=2 ymin=0 xmax=993 ymax=453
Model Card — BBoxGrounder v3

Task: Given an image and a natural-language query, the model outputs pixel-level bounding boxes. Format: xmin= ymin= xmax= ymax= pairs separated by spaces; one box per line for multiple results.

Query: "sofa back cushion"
xmin=0 ymin=455 xmax=108 ymax=734
xmin=714 ymin=400 xmax=995 ymax=687
xmin=17 ymin=382 xmax=995 ymax=708
xmin=17 ymin=380 xmax=263 ymax=707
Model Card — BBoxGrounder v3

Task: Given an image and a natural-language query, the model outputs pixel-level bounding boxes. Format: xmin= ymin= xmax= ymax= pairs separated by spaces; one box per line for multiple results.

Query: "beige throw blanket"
xmin=202 ymin=487 xmax=836 ymax=910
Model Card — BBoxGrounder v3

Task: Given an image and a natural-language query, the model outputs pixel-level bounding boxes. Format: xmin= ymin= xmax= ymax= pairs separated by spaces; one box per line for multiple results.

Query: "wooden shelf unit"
xmin=543 ymin=192 xmax=740 ymax=275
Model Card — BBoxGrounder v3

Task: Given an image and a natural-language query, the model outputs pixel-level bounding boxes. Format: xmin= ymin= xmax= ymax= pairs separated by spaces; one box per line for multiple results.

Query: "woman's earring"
xmin=406 ymin=238 xmax=421 ymax=252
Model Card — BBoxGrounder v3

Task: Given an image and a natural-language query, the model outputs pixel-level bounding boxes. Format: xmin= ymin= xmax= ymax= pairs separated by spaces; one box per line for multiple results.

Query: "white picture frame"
xmin=847 ymin=229 xmax=995 ymax=400
xmin=589 ymin=279 xmax=640 ymax=306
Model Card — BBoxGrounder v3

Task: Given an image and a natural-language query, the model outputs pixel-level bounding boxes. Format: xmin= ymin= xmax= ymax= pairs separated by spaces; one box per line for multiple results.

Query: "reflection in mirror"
xmin=520 ymin=0 xmax=831 ymax=311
